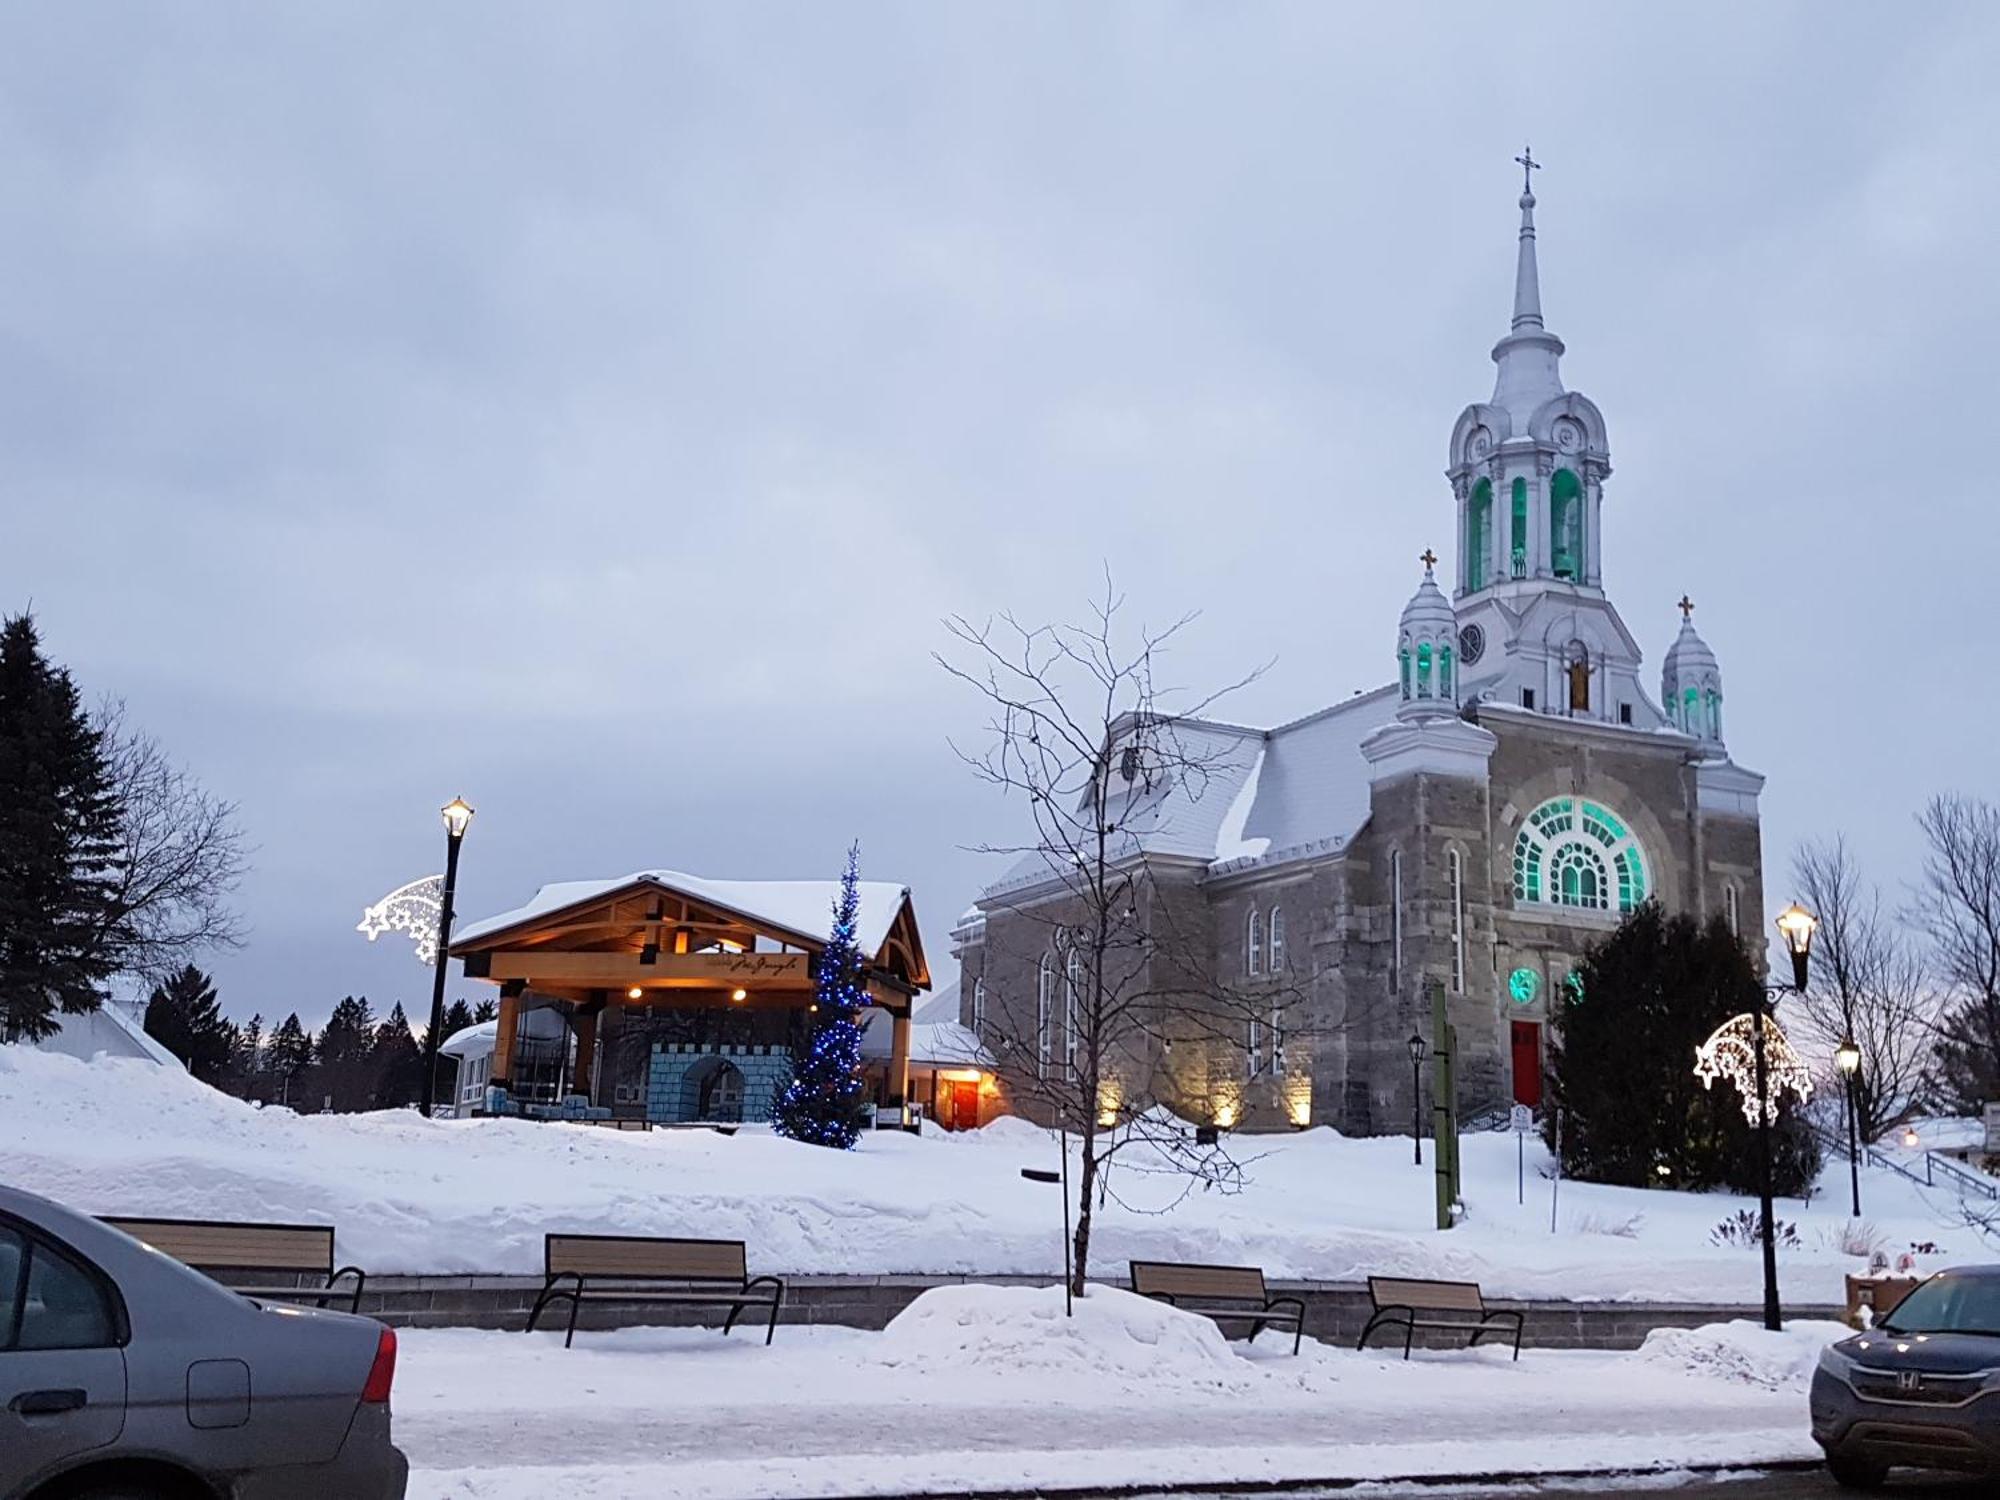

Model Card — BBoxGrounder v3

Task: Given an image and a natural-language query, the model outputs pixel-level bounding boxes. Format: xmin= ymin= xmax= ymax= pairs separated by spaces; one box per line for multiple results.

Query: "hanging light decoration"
xmin=1694 ymin=1012 xmax=1814 ymax=1126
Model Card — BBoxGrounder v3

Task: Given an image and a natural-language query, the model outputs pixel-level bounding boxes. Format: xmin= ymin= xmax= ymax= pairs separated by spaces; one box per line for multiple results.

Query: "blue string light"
xmin=772 ymin=843 xmax=872 ymax=1149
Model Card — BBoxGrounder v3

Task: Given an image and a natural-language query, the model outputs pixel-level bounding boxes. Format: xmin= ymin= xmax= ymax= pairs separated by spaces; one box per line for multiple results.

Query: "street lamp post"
xmin=1407 ymin=1030 xmax=1427 ymax=1167
xmin=1751 ymin=900 xmax=1819 ymax=1332
xmin=420 ymin=797 xmax=475 ymax=1118
xmin=1834 ymin=1036 xmax=1863 ymax=1218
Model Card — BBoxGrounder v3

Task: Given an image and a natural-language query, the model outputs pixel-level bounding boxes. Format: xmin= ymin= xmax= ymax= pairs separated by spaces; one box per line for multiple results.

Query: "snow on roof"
xmin=456 ymin=870 xmax=914 ymax=957
xmin=437 ymin=1019 xmax=498 ymax=1059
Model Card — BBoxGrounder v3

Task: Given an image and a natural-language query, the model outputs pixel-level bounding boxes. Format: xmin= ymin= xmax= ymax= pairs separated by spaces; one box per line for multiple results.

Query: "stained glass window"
xmin=1512 ymin=796 xmax=1648 ymax=915
xmin=1509 ymin=967 xmax=1539 ymax=1004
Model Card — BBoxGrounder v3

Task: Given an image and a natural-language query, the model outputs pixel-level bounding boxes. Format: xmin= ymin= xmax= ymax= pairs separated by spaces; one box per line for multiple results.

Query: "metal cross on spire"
xmin=1515 ymin=145 xmax=1541 ymax=196
xmin=1678 ymin=594 xmax=1695 ymax=620
xmin=1419 ymin=548 xmax=1439 ymax=572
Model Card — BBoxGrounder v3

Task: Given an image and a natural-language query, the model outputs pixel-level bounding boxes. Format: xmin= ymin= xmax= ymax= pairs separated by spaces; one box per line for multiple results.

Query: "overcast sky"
xmin=6 ymin=3 xmax=1997 ymax=1028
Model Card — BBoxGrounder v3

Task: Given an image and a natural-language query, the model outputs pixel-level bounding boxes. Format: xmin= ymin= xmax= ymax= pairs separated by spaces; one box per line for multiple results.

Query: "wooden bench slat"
xmin=547 ymin=1234 xmax=748 ymax=1281
xmin=1368 ymin=1276 xmax=1486 ymax=1312
xmin=104 ymin=1218 xmax=337 ymax=1274
xmin=1130 ymin=1260 xmax=1268 ymax=1302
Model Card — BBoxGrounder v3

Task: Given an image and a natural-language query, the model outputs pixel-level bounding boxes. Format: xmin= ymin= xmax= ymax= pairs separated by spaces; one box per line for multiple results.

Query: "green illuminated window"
xmin=1563 ymin=971 xmax=1585 ymax=1002
xmin=1550 ymin=468 xmax=1582 ymax=580
xmin=1440 ymin=645 xmax=1454 ymax=699
xmin=1466 ymin=479 xmax=1492 ymax=592
xmin=1512 ymin=796 xmax=1648 ymax=915
xmin=1508 ymin=967 xmax=1539 ymax=1004
xmin=1416 ymin=641 xmax=1433 ymax=697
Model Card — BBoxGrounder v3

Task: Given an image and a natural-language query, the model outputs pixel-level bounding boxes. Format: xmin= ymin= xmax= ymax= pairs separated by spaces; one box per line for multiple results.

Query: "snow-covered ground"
xmin=2 ymin=1047 xmax=1991 ymax=1302
xmin=390 ymin=1287 xmax=1838 ymax=1498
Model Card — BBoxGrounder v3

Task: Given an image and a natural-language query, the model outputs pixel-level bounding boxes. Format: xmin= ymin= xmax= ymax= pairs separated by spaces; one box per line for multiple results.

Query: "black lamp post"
xmin=420 ymin=796 xmax=475 ymax=1118
xmin=1407 ymin=1030 xmax=1427 ymax=1166
xmin=1752 ymin=901 xmax=1818 ymax=1332
xmin=1834 ymin=1035 xmax=1863 ymax=1218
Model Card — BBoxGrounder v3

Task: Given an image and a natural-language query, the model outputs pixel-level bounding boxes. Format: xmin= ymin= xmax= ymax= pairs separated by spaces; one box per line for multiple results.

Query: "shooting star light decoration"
xmin=358 ymin=876 xmax=445 ymax=965
xmin=1694 ymin=1012 xmax=1813 ymax=1127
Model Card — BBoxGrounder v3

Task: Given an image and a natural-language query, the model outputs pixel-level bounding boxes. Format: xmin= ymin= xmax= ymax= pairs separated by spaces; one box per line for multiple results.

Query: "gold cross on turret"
xmin=1678 ymin=594 xmax=1695 ymax=620
xmin=1420 ymin=548 xmax=1439 ymax=572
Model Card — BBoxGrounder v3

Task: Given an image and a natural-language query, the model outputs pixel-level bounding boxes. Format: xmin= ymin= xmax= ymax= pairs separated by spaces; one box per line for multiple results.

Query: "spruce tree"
xmin=772 ymin=844 xmax=872 ymax=1149
xmin=472 ymin=998 xmax=497 ymax=1024
xmin=370 ymin=1002 xmax=423 ymax=1108
xmin=0 ymin=614 xmax=124 ymax=1041
xmin=268 ymin=1012 xmax=313 ymax=1100
xmin=316 ymin=996 xmax=377 ymax=1110
xmin=143 ymin=963 xmax=237 ymax=1084
xmin=1547 ymin=903 xmax=1822 ymax=1197
xmin=438 ymin=998 xmax=476 ymax=1044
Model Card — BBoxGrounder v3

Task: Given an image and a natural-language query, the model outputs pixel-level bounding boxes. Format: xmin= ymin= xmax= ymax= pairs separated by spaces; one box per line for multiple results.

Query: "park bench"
xmin=1129 ymin=1260 xmax=1306 ymax=1354
xmin=101 ymin=1215 xmax=366 ymax=1314
xmin=527 ymin=1233 xmax=786 ymax=1348
xmin=1358 ymin=1276 xmax=1523 ymax=1360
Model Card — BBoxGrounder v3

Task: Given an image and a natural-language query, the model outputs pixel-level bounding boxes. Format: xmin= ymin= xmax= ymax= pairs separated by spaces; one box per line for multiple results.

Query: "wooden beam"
xmin=480 ymin=951 xmax=813 ymax=989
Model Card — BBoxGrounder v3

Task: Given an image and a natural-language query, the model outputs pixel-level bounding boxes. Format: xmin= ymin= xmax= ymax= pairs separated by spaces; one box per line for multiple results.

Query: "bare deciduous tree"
xmin=937 ymin=578 xmax=1305 ymax=1297
xmin=1790 ymin=836 xmax=1934 ymax=1144
xmin=1915 ymin=794 xmax=2000 ymax=1114
xmin=92 ymin=700 xmax=249 ymax=982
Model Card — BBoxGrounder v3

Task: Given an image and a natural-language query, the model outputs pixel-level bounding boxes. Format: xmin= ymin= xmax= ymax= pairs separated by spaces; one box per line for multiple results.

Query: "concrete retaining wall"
xmin=340 ymin=1273 xmax=1839 ymax=1350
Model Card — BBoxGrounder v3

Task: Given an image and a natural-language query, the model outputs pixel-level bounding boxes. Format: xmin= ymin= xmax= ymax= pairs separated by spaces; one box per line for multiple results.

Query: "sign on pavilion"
xmin=448 ymin=870 xmax=929 ymax=1126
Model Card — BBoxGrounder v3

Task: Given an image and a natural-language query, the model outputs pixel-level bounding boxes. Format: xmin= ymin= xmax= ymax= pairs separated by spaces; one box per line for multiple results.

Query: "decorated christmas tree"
xmin=772 ymin=844 xmax=872 ymax=1148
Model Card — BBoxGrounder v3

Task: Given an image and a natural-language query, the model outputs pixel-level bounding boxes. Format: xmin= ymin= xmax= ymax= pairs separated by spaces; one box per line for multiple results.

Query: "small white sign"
xmin=1510 ymin=1104 xmax=1534 ymax=1134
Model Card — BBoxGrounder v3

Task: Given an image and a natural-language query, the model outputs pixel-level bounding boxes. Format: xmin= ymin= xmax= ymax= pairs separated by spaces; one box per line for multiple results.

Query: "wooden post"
xmin=492 ymin=981 xmax=526 ymax=1092
xmin=888 ymin=1004 xmax=913 ymax=1113
xmin=571 ymin=995 xmax=602 ymax=1099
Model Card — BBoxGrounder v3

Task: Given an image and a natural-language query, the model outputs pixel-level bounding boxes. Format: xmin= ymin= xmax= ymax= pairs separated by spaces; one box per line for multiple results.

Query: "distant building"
xmin=954 ymin=169 xmax=1765 ymax=1135
xmin=449 ymin=869 xmax=943 ymax=1126
xmin=860 ymin=982 xmax=996 ymax=1131
xmin=32 ymin=998 xmax=183 ymax=1070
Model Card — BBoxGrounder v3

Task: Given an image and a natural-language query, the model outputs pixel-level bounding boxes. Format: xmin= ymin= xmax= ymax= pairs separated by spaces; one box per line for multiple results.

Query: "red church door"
xmin=1511 ymin=1021 xmax=1543 ymax=1108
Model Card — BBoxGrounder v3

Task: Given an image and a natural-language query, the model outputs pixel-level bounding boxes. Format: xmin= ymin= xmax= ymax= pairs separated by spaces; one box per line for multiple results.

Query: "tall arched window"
xmin=1448 ymin=848 xmax=1465 ymax=993
xmin=1246 ymin=1013 xmax=1263 ymax=1078
xmin=1440 ymin=645 xmax=1454 ymax=701
xmin=1391 ymin=850 xmax=1405 ymax=987
xmin=1416 ymin=641 xmax=1433 ymax=697
xmin=1512 ymin=797 xmax=1649 ymax=915
xmin=1247 ymin=908 xmax=1264 ymax=977
xmin=1724 ymin=884 xmax=1740 ymax=936
xmin=1036 ymin=955 xmax=1054 ymax=1077
xmin=1705 ymin=688 xmax=1724 ymax=741
xmin=972 ymin=978 xmax=987 ymax=1037
xmin=1510 ymin=477 xmax=1529 ymax=578
xmin=1399 ymin=649 xmax=1412 ymax=699
xmin=1466 ymin=478 xmax=1493 ymax=592
xmin=1064 ymin=950 xmax=1082 ymax=1075
xmin=1550 ymin=468 xmax=1583 ymax=580
xmin=1268 ymin=906 xmax=1286 ymax=974
xmin=1270 ymin=1001 xmax=1286 ymax=1076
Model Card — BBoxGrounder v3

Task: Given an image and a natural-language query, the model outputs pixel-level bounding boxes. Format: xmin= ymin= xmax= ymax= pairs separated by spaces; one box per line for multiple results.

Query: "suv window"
xmin=0 ymin=1230 xmax=117 ymax=1351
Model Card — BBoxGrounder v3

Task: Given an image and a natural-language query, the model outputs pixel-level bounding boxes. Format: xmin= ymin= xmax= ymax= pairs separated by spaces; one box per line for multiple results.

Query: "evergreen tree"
xmin=236 ymin=1013 xmax=264 ymax=1076
xmin=0 ymin=614 xmax=125 ymax=1041
xmin=315 ymin=995 xmax=378 ymax=1110
xmin=472 ymin=998 xmax=497 ymax=1024
xmin=1547 ymin=903 xmax=1821 ymax=1197
xmin=772 ymin=845 xmax=872 ymax=1149
xmin=370 ymin=1002 xmax=423 ymax=1108
xmin=438 ymin=998 xmax=476 ymax=1044
xmin=268 ymin=1012 xmax=313 ymax=1101
xmin=143 ymin=963 xmax=237 ymax=1084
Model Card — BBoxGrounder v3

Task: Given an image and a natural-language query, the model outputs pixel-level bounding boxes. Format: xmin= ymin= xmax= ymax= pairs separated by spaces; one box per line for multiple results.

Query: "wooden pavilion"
xmin=448 ymin=870 xmax=929 ymax=1126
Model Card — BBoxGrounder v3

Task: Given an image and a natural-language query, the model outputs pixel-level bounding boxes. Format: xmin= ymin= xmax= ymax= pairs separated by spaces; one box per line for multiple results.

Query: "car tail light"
xmin=361 ymin=1327 xmax=397 ymax=1404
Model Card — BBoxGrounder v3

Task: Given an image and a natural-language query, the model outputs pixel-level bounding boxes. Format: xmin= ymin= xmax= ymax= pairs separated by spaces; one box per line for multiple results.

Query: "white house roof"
xmin=455 ymin=870 xmax=915 ymax=959
xmin=436 ymin=1019 xmax=498 ymax=1060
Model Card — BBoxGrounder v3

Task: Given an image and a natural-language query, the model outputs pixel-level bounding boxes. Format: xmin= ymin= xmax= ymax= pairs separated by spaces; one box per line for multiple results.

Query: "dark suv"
xmin=1811 ymin=1264 xmax=2000 ymax=1487
xmin=0 ymin=1183 xmax=408 ymax=1500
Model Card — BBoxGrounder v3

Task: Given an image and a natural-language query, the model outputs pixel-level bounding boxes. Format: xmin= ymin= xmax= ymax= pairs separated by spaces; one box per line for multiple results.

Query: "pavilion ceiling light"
xmin=731 ymin=988 xmax=748 ymax=1003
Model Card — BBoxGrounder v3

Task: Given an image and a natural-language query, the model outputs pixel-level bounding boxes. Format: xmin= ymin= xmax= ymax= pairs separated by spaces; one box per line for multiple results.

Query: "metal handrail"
xmin=1863 ymin=1145 xmax=2000 ymax=1201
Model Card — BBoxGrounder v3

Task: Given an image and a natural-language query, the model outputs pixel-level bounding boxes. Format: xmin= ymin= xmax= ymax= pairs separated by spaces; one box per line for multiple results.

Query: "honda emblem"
xmin=1897 ymin=1369 xmax=1922 ymax=1393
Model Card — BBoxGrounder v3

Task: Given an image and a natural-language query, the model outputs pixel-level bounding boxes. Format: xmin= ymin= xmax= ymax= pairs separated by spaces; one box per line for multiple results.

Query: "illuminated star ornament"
xmin=1694 ymin=1013 xmax=1813 ymax=1127
xmin=358 ymin=876 xmax=445 ymax=965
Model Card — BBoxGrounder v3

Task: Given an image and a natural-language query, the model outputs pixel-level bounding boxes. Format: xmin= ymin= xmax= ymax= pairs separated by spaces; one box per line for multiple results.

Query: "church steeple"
xmin=1489 ymin=146 xmax=1568 ymax=426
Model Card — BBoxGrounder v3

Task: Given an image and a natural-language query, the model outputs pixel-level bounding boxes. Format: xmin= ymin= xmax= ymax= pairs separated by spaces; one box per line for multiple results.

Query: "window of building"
xmin=1036 ymin=954 xmax=1054 ymax=1077
xmin=1521 ymin=687 xmax=1536 ymax=711
xmin=1268 ymin=906 xmax=1286 ymax=974
xmin=1064 ymin=950 xmax=1083 ymax=1076
xmin=1619 ymin=702 xmax=1633 ymax=725
xmin=1416 ymin=641 xmax=1433 ymax=698
xmin=1246 ymin=1014 xmax=1263 ymax=1078
xmin=972 ymin=978 xmax=987 ymax=1037
xmin=1448 ymin=848 xmax=1465 ymax=993
xmin=1391 ymin=850 xmax=1405 ymax=988
xmin=1550 ymin=468 xmax=1583 ymax=580
xmin=1247 ymin=908 xmax=1264 ymax=977
xmin=1510 ymin=477 xmax=1528 ymax=578
xmin=1466 ymin=478 xmax=1493 ymax=592
xmin=1511 ymin=796 xmax=1649 ymax=915
xmin=1724 ymin=884 xmax=1740 ymax=936
xmin=1270 ymin=1002 xmax=1286 ymax=1076
xmin=1399 ymin=649 xmax=1411 ymax=699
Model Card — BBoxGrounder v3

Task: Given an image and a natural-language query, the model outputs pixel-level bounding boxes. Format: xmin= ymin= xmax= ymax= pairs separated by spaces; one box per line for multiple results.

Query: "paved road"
xmin=1110 ymin=1470 xmax=1988 ymax=1500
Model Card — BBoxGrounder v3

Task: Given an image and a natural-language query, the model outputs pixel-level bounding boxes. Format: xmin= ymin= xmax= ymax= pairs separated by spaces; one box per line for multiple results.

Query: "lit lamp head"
xmin=1834 ymin=1037 xmax=1862 ymax=1079
xmin=1774 ymin=902 xmax=1817 ymax=993
xmin=441 ymin=796 xmax=475 ymax=841
xmin=730 ymin=988 xmax=748 ymax=1004
xmin=1407 ymin=1030 xmax=1427 ymax=1067
xmin=1902 ymin=1125 xmax=1922 ymax=1150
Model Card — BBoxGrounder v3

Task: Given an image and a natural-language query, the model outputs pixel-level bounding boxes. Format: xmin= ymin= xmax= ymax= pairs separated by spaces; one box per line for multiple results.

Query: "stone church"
xmin=951 ymin=167 xmax=1765 ymax=1134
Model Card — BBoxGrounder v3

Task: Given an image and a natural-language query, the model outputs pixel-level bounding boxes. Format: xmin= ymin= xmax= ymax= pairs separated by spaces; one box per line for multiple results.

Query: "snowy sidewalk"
xmin=390 ymin=1290 xmax=1831 ymax=1499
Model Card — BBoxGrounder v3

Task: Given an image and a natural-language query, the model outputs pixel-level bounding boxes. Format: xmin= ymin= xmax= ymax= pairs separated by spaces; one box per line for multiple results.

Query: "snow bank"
xmin=1 ymin=1044 xmax=1987 ymax=1301
xmin=1636 ymin=1318 xmax=1848 ymax=1390
xmin=878 ymin=1284 xmax=1241 ymax=1388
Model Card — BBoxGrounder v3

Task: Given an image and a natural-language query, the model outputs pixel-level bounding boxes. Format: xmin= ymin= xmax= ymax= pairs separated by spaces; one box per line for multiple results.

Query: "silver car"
xmin=0 ymin=1183 xmax=408 ymax=1500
